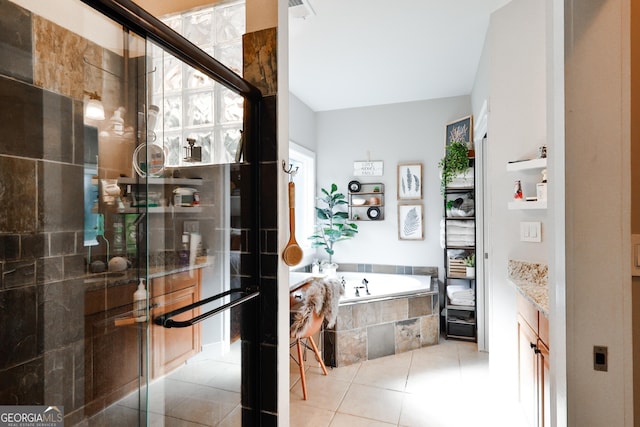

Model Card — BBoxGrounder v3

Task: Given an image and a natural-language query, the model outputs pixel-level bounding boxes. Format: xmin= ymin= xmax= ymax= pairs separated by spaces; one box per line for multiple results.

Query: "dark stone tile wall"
xmin=0 ymin=0 xmax=32 ymax=83
xmin=243 ymin=27 xmax=280 ymax=425
xmin=0 ymin=2 xmax=90 ymax=423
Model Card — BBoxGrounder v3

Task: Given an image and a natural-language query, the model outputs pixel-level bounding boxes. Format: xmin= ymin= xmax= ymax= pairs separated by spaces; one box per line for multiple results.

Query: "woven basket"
xmin=448 ymin=258 xmax=467 ymax=277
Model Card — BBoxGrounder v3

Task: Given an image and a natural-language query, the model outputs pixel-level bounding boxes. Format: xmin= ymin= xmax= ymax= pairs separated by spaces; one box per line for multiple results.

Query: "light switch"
xmin=520 ymin=221 xmax=542 ymax=243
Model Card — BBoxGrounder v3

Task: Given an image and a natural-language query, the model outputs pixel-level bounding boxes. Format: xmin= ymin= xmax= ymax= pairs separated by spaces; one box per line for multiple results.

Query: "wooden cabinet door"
xmin=538 ymin=340 xmax=550 ymax=427
xmin=518 ymin=314 xmax=539 ymax=427
xmin=151 ymin=285 xmax=201 ymax=378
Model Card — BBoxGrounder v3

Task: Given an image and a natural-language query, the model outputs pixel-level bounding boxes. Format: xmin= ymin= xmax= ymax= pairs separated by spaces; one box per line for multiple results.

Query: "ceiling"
xmin=288 ymin=0 xmax=511 ymax=112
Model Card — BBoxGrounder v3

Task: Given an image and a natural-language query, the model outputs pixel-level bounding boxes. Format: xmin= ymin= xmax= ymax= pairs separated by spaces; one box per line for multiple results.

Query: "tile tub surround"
xmin=508 ymin=259 xmax=549 ymax=315
xmin=320 ymin=276 xmax=439 ymax=367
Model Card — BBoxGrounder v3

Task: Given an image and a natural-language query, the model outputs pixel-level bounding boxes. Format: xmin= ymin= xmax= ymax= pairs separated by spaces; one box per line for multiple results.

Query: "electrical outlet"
xmin=183 ymin=221 xmax=199 ymax=234
xmin=594 ymin=346 xmax=608 ymax=372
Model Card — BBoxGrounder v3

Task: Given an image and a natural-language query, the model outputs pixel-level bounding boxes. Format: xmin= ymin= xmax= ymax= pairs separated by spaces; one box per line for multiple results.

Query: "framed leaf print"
xmin=397 ymin=163 xmax=422 ymax=200
xmin=398 ymin=204 xmax=423 ymax=240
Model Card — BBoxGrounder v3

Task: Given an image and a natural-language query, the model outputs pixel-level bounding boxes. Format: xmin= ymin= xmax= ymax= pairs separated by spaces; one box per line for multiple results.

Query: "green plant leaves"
xmin=309 ymin=183 xmax=358 ymax=262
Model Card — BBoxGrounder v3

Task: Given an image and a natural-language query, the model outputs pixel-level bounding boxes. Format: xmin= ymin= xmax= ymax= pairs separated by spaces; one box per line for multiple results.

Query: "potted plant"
xmin=464 ymin=253 xmax=476 ymax=277
xmin=438 ymin=140 xmax=472 ymax=195
xmin=309 ymin=183 xmax=358 ymax=274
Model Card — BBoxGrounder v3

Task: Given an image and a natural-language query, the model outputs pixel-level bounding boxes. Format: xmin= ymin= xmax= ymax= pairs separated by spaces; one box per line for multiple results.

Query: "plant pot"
xmin=466 ymin=266 xmax=475 ymax=277
xmin=322 ymin=263 xmax=339 ymax=278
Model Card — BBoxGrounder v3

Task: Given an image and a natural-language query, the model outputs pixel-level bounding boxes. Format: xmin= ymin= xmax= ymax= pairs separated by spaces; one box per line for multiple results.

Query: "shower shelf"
xmin=116 ymin=177 xmax=204 ymax=214
xmin=117 ymin=206 xmax=203 ymax=214
xmin=117 ymin=177 xmax=203 ymax=185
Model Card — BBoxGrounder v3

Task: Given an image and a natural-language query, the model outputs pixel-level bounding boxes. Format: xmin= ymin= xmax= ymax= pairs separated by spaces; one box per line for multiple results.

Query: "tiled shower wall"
xmin=0 ymin=1 xmax=133 ymax=423
xmin=0 ymin=0 xmax=95 ymax=419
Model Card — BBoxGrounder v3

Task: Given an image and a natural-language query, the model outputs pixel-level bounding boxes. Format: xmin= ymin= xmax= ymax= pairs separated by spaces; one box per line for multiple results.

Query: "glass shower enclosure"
xmin=0 ymin=0 xmax=263 ymax=425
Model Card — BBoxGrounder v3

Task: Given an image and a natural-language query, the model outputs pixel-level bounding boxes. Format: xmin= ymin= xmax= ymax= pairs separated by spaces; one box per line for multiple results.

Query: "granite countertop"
xmin=84 ymin=257 xmax=213 ymax=291
xmin=507 ymin=260 xmax=549 ymax=316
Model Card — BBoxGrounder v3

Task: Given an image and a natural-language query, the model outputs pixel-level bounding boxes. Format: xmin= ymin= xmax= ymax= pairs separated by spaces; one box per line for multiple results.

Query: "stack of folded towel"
xmin=440 ymin=219 xmax=475 ymax=248
xmin=446 ymin=284 xmax=475 ymax=306
xmin=447 ymin=167 xmax=474 ymax=188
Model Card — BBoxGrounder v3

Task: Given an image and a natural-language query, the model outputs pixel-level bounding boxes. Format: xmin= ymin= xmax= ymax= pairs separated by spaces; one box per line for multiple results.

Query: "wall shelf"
xmin=506 ymin=158 xmax=547 ymax=171
xmin=348 ymin=182 xmax=384 ymax=221
xmin=508 ymin=200 xmax=547 ymax=210
xmin=507 ymin=157 xmax=548 ymax=210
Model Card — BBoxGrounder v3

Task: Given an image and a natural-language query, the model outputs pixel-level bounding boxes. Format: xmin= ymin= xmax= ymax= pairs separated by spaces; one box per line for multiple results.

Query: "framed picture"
xmin=398 ymin=204 xmax=423 ymax=240
xmin=445 ymin=115 xmax=473 ymax=147
xmin=397 ymin=163 xmax=422 ymax=200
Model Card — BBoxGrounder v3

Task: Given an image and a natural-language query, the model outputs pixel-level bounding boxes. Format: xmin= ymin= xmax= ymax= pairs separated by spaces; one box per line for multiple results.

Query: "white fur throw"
xmin=290 ymin=277 xmax=344 ymax=338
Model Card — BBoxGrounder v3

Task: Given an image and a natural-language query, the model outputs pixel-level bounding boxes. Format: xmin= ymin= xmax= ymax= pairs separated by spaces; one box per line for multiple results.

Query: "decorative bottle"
xmin=514 ymin=180 xmax=523 ymax=200
xmin=133 ymin=279 xmax=147 ymax=322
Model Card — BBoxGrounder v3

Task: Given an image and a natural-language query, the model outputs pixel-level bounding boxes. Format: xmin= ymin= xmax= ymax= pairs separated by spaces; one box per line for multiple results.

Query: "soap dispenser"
xmin=133 ymin=279 xmax=147 ymax=322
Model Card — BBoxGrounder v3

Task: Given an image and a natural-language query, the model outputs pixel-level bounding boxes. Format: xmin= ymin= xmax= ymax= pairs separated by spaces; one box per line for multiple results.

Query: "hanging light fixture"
xmin=84 ymin=90 xmax=105 ymax=121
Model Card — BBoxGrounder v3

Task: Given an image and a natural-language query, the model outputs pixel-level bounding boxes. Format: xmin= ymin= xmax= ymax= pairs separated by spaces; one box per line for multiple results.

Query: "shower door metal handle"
xmin=154 ymin=288 xmax=259 ymax=328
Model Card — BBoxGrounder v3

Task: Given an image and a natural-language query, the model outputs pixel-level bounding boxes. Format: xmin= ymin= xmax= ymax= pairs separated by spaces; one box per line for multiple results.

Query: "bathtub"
xmin=290 ymin=270 xmax=440 ymax=367
xmin=289 ymin=271 xmax=433 ymax=304
xmin=336 ymin=272 xmax=432 ymax=303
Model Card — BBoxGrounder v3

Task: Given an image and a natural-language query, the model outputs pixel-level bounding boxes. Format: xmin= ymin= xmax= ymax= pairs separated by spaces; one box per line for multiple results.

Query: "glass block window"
xmin=150 ymin=1 xmax=245 ymax=166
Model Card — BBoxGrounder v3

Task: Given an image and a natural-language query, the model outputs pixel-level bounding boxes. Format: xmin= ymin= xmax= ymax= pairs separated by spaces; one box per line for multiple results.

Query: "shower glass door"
xmin=0 ymin=0 xmax=259 ymax=425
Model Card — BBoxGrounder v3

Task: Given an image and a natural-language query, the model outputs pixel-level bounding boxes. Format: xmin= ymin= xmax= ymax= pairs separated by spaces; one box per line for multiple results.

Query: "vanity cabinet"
xmin=517 ymin=295 xmax=550 ymax=427
xmin=150 ymin=269 xmax=202 ymax=378
xmin=348 ymin=182 xmax=384 ymax=221
xmin=84 ymin=268 xmax=203 ymax=416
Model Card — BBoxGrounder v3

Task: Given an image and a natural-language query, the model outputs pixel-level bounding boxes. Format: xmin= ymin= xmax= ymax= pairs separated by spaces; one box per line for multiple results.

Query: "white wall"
xmin=471 ymin=0 xmax=549 ymax=405
xmin=289 ymin=92 xmax=317 ymax=152
xmin=315 ymin=97 xmax=470 ymax=271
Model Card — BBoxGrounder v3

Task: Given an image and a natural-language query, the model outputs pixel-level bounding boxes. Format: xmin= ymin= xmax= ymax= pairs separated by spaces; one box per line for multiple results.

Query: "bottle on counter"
xmin=133 ymin=279 xmax=147 ymax=322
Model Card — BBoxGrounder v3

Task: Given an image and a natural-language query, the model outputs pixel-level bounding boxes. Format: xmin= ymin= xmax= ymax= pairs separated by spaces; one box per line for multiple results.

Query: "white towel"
xmin=450 ymin=298 xmax=475 ymax=306
xmin=447 ymin=285 xmax=472 ymax=300
xmin=452 ymin=289 xmax=474 ymax=298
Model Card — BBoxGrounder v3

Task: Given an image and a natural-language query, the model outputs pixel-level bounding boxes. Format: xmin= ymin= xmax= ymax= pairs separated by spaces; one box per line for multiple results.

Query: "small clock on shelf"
xmin=348 ymin=180 xmax=361 ymax=192
xmin=367 ymin=207 xmax=381 ymax=220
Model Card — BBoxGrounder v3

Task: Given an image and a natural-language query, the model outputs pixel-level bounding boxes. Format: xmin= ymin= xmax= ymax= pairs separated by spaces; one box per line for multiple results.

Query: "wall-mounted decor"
xmin=398 ymin=163 xmax=422 ymax=200
xmin=398 ymin=204 xmax=423 ymax=240
xmin=353 ymin=161 xmax=384 ymax=176
xmin=445 ymin=115 xmax=473 ymax=147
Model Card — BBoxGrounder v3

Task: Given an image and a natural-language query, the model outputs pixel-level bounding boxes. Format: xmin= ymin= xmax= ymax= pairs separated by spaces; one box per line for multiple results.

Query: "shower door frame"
xmin=80 ymin=0 xmax=266 ymax=424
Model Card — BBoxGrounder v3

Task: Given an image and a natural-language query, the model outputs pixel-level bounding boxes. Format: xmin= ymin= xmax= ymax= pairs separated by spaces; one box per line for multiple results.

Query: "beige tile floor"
xmin=290 ymin=338 xmax=530 ymax=427
xmin=92 ymin=336 xmax=528 ymax=426
xmin=91 ymin=344 xmax=242 ymax=426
